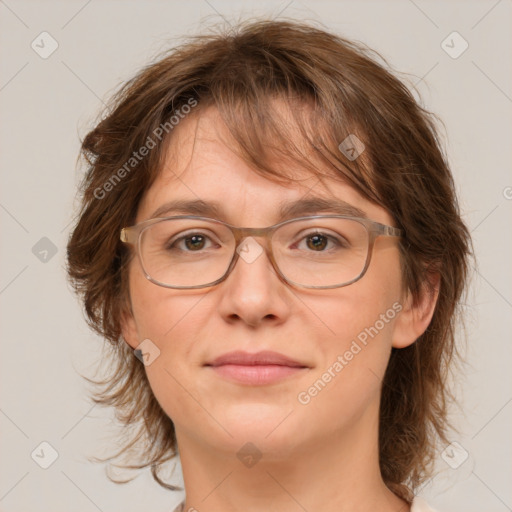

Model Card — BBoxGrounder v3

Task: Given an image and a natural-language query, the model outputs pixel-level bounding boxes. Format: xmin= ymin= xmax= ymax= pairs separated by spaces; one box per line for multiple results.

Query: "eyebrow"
xmin=148 ymin=197 xmax=367 ymax=222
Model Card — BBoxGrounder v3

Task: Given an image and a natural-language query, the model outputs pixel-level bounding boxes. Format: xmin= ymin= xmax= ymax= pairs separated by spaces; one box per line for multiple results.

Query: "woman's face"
xmin=122 ymin=105 xmax=408 ymax=458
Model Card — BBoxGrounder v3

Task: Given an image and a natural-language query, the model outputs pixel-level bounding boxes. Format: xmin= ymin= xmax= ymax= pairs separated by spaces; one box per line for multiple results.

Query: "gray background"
xmin=0 ymin=1 xmax=511 ymax=511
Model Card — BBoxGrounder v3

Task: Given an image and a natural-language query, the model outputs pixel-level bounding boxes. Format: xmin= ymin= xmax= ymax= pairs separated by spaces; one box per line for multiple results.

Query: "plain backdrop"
xmin=0 ymin=1 xmax=511 ymax=511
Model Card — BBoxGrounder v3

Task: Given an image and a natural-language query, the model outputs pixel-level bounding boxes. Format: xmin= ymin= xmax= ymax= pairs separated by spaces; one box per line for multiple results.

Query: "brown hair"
xmin=66 ymin=19 xmax=472 ymax=501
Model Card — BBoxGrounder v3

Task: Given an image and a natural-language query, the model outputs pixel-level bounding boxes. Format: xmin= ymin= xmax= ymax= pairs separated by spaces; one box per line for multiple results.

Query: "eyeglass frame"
xmin=120 ymin=214 xmax=403 ymax=290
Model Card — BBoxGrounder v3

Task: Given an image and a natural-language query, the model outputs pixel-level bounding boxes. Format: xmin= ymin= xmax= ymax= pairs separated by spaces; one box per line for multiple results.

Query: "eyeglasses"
xmin=120 ymin=215 xmax=403 ymax=289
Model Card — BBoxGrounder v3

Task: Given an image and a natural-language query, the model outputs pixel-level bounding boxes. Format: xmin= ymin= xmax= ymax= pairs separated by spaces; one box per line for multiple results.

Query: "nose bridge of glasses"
xmin=228 ymin=226 xmax=279 ymax=276
xmin=232 ymin=227 xmax=274 ymax=248
xmin=232 ymin=226 xmax=273 ymax=247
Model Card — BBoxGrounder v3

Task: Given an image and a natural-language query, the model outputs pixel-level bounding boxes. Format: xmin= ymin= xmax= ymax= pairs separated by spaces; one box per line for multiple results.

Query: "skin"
xmin=122 ymin=104 xmax=438 ymax=512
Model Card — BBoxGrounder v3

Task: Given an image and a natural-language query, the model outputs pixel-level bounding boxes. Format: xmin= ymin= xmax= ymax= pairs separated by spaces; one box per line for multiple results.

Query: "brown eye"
xmin=306 ymin=234 xmax=328 ymax=251
xmin=184 ymin=235 xmax=207 ymax=251
xmin=166 ymin=232 xmax=215 ymax=252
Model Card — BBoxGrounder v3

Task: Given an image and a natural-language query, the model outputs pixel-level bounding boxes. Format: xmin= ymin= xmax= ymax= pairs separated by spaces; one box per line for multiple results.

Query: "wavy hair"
xmin=66 ymin=19 xmax=472 ymax=501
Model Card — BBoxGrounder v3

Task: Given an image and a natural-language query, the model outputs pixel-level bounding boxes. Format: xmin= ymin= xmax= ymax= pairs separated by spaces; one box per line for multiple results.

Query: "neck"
xmin=174 ymin=402 xmax=410 ymax=512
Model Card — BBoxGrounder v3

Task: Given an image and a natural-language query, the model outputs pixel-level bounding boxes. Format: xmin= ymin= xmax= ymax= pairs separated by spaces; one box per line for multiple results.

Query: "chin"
xmin=209 ymin=402 xmax=302 ymax=445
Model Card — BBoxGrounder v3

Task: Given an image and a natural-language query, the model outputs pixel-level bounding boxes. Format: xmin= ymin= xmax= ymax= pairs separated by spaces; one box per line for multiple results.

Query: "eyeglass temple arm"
xmin=120 ymin=227 xmax=137 ymax=244
xmin=381 ymin=225 xmax=403 ymax=237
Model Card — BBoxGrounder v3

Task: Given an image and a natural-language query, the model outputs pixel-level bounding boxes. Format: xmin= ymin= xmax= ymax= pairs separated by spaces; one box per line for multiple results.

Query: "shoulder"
xmin=411 ymin=496 xmax=439 ymax=512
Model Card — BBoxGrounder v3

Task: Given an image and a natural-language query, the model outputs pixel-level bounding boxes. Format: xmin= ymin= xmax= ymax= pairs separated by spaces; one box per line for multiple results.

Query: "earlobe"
xmin=120 ymin=307 xmax=140 ymax=350
xmin=392 ymin=273 xmax=440 ymax=349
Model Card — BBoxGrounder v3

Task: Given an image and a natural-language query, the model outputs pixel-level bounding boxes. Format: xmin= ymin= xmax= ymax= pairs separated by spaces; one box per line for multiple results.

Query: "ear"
xmin=120 ymin=306 xmax=140 ymax=350
xmin=392 ymin=273 xmax=440 ymax=349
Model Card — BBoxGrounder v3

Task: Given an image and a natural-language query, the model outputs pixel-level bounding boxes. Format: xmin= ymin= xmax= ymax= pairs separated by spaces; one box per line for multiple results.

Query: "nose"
xmin=216 ymin=236 xmax=291 ymax=328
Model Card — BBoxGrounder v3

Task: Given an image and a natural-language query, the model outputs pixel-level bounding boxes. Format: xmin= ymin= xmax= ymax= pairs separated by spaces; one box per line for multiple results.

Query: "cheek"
xmin=127 ymin=270 xmax=213 ymax=420
xmin=319 ymin=242 xmax=402 ymax=343
xmin=300 ymin=245 xmax=403 ymax=409
xmin=296 ymin=303 xmax=400 ymax=434
xmin=129 ymin=266 xmax=207 ymax=342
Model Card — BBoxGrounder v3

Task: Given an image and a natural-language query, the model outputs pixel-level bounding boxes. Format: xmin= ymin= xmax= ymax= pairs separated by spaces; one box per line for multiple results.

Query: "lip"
xmin=204 ymin=350 xmax=309 ymax=386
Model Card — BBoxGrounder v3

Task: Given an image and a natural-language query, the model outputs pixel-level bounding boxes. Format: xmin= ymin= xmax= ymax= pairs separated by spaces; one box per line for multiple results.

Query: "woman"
xmin=66 ymin=19 xmax=471 ymax=512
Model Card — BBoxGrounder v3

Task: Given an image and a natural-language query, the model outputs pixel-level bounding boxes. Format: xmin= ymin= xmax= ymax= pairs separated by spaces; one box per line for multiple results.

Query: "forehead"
xmin=135 ymin=105 xmax=392 ymax=227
